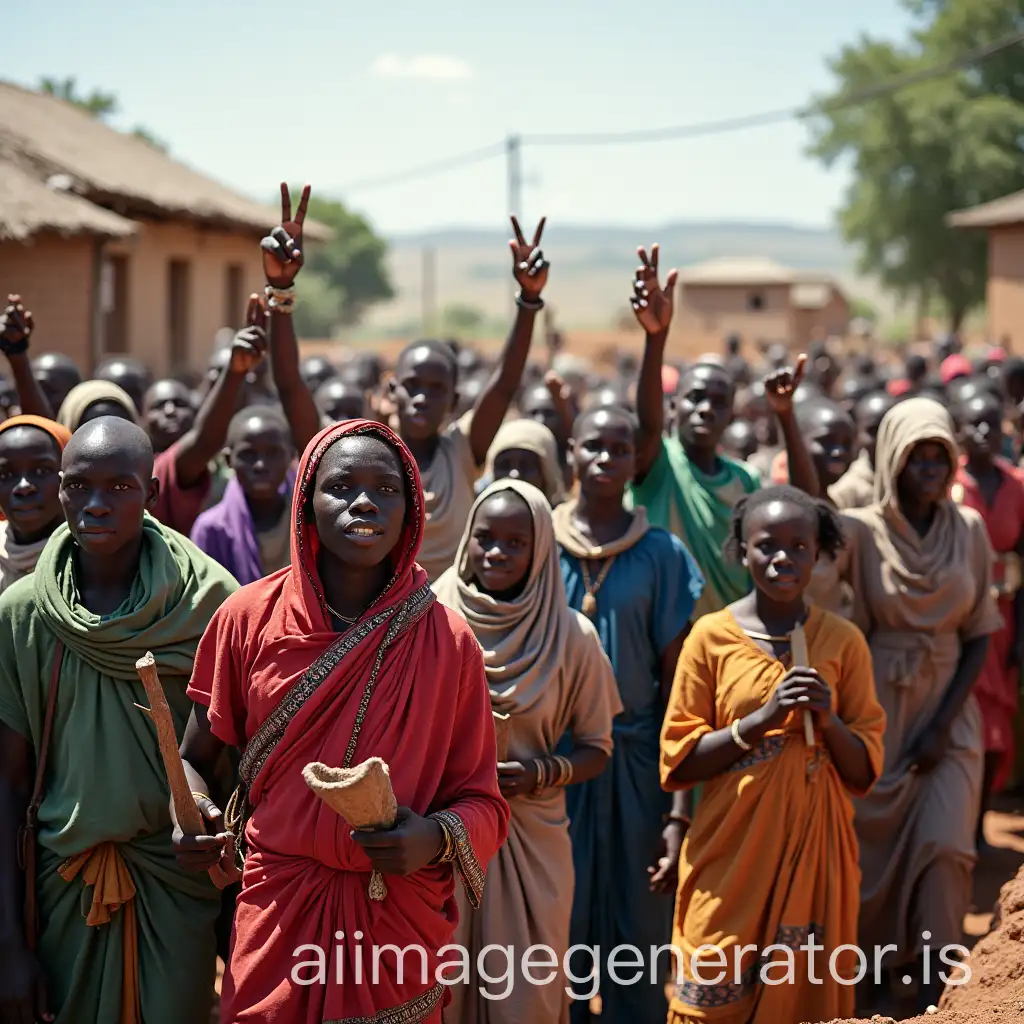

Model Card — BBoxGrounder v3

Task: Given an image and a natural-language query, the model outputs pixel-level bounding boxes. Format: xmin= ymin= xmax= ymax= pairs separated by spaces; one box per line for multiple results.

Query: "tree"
xmin=37 ymin=76 xmax=168 ymax=153
xmin=440 ymin=303 xmax=485 ymax=338
xmin=296 ymin=195 xmax=393 ymax=331
xmin=808 ymin=0 xmax=1024 ymax=329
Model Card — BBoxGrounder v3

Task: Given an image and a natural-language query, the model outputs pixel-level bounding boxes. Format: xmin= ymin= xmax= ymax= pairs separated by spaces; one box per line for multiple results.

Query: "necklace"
xmin=325 ymin=599 xmax=361 ymax=626
xmin=579 ymin=556 xmax=617 ymax=618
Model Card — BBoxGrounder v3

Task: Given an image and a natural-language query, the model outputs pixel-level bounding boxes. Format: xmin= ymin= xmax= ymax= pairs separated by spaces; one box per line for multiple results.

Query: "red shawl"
xmin=187 ymin=419 xmax=508 ymax=1024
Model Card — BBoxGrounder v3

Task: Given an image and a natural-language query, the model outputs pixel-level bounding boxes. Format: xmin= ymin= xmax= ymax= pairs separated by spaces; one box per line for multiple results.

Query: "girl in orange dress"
xmin=660 ymin=485 xmax=885 ymax=1024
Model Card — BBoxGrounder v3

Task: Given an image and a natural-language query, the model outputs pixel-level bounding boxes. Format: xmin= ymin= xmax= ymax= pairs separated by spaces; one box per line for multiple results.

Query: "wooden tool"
xmin=135 ymin=652 xmax=233 ymax=888
xmin=790 ymin=625 xmax=816 ymax=748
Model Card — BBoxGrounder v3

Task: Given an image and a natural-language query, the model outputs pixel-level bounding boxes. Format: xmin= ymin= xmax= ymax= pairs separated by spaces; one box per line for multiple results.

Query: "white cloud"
xmin=370 ymin=53 xmax=473 ymax=81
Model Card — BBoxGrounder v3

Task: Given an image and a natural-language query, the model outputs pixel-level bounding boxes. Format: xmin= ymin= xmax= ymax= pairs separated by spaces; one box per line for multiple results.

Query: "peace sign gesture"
xmin=510 ymin=216 xmax=549 ymax=301
xmin=631 ymin=245 xmax=678 ymax=336
xmin=261 ymin=182 xmax=311 ymax=289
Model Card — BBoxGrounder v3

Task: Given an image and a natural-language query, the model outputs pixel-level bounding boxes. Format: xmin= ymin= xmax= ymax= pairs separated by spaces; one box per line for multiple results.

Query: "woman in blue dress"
xmin=553 ymin=403 xmax=704 ymax=1023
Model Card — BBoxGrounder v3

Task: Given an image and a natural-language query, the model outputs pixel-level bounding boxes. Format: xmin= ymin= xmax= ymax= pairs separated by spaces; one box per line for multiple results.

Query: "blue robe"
xmin=559 ymin=528 xmax=704 ymax=1022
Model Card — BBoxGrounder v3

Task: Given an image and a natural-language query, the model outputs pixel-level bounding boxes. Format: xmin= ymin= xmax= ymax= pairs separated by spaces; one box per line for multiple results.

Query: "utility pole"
xmin=506 ymin=134 xmax=522 ymax=308
xmin=422 ymin=245 xmax=437 ymax=335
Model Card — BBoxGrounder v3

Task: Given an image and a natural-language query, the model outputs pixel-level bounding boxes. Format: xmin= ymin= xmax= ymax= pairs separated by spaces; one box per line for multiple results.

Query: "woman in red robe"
xmin=176 ymin=418 xmax=510 ymax=1023
xmin=953 ymin=390 xmax=1024 ymax=842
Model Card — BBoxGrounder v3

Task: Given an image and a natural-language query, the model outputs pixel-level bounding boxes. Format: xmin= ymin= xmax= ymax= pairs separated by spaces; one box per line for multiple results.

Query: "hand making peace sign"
xmin=261 ymin=182 xmax=311 ymax=289
xmin=630 ymin=245 xmax=678 ymax=336
xmin=510 ymin=216 xmax=549 ymax=301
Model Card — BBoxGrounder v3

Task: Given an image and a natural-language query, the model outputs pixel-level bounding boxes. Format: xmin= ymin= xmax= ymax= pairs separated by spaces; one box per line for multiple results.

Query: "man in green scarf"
xmin=627 ymin=246 xmax=815 ymax=620
xmin=0 ymin=417 xmax=237 ymax=1024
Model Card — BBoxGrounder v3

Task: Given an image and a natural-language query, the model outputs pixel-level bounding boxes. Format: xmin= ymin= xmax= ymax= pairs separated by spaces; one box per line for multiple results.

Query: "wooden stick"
xmin=135 ymin=652 xmax=232 ymax=888
xmin=790 ymin=625 xmax=816 ymax=748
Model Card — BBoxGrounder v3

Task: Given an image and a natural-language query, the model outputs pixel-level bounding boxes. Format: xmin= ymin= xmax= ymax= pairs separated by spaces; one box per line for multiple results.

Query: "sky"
xmin=8 ymin=0 xmax=918 ymax=235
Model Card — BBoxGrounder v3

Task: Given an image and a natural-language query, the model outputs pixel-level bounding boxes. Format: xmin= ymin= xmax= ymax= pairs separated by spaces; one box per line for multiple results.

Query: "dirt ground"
xmin=821 ymin=795 xmax=1024 ymax=1024
xmin=208 ymin=800 xmax=1024 ymax=1023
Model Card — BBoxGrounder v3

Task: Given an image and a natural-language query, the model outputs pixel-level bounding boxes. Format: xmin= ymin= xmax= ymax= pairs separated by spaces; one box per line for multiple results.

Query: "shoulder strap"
xmin=28 ymin=640 xmax=65 ymax=822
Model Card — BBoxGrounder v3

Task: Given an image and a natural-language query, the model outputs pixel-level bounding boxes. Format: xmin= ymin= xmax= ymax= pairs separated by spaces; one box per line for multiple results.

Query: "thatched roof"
xmin=0 ymin=160 xmax=136 ymax=241
xmin=948 ymin=190 xmax=1024 ymax=229
xmin=0 ymin=81 xmax=329 ymax=240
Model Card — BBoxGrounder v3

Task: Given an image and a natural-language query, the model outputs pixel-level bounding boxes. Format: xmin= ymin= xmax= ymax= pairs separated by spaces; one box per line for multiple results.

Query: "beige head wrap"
xmin=57 ymin=380 xmax=140 ymax=431
xmin=484 ymin=419 xmax=566 ymax=506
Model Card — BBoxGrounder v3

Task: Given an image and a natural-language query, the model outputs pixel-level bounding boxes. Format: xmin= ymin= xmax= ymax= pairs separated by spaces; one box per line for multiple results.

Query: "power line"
xmin=524 ymin=27 xmax=1024 ymax=146
xmin=339 ymin=28 xmax=1024 ymax=191
xmin=339 ymin=140 xmax=506 ymax=193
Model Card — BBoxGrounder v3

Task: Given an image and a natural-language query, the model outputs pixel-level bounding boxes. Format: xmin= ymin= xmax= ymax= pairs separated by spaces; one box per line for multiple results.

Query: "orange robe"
xmin=660 ymin=606 xmax=886 ymax=1024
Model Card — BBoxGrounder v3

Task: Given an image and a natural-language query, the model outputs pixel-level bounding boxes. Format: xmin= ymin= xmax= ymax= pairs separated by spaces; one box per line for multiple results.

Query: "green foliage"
xmin=849 ymin=297 xmax=879 ymax=323
xmin=39 ymin=76 xmax=118 ymax=117
xmin=298 ymin=195 xmax=393 ymax=331
xmin=808 ymin=0 xmax=1024 ymax=330
xmin=440 ymin=303 xmax=485 ymax=337
xmin=293 ymin=272 xmax=345 ymax=339
xmin=37 ymin=76 xmax=169 ymax=153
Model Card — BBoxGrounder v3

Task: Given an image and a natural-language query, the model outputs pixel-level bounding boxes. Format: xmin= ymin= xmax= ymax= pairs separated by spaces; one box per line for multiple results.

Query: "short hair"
xmin=226 ymin=404 xmax=292 ymax=446
xmin=396 ymin=339 xmax=459 ymax=388
xmin=679 ymin=361 xmax=736 ymax=397
xmin=571 ymin=402 xmax=639 ymax=438
xmin=723 ymin=485 xmax=845 ymax=563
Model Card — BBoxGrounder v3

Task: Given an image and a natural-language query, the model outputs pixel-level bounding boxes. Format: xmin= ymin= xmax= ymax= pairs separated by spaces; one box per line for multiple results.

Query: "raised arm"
xmin=467 ymin=216 xmax=549 ymax=465
xmin=0 ymin=295 xmax=54 ymax=418
xmin=171 ymin=297 xmax=267 ymax=487
xmin=764 ymin=354 xmax=821 ymax=498
xmin=261 ymin=183 xmax=327 ymax=454
xmin=631 ymin=246 xmax=678 ymax=481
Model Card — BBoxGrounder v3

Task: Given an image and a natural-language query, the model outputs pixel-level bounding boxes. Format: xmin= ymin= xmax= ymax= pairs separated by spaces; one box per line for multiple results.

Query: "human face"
xmin=571 ymin=410 xmax=636 ymax=499
xmin=676 ymin=367 xmax=733 ymax=450
xmin=312 ymin=435 xmax=407 ymax=568
xmin=0 ymin=427 xmax=63 ymax=543
xmin=743 ymin=500 xmax=818 ymax=603
xmin=897 ymin=440 xmax=952 ymax=508
xmin=143 ymin=380 xmax=196 ymax=453
xmin=80 ymin=400 xmax=135 ymax=426
xmin=60 ymin=445 xmax=155 ymax=557
xmin=391 ymin=348 xmax=456 ymax=440
xmin=958 ymin=396 xmax=1003 ymax=468
xmin=466 ymin=491 xmax=534 ymax=598
xmin=492 ymin=448 xmax=546 ymax=493
xmin=804 ymin=408 xmax=855 ymax=487
xmin=316 ymin=381 xmax=368 ymax=424
xmin=300 ymin=357 xmax=337 ymax=394
xmin=855 ymin=395 xmax=896 ymax=465
xmin=520 ymin=386 xmax=563 ymax=441
xmin=230 ymin=419 xmax=294 ymax=502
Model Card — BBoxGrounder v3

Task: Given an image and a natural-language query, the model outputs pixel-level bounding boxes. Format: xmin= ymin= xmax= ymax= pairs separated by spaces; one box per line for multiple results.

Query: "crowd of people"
xmin=0 ymin=181 xmax=1020 ymax=1024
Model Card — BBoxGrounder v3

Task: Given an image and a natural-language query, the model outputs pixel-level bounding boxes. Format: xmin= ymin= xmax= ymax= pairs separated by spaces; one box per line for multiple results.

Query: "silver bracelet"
xmin=731 ymin=718 xmax=753 ymax=752
xmin=515 ymin=290 xmax=544 ymax=311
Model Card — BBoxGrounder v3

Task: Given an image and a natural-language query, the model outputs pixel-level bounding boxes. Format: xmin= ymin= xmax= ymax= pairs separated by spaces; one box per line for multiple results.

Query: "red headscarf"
xmin=188 ymin=419 xmax=507 ymax=1024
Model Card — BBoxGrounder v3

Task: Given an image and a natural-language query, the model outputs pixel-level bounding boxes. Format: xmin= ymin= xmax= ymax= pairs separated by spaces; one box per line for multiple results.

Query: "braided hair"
xmin=723 ymin=485 xmax=845 ymax=564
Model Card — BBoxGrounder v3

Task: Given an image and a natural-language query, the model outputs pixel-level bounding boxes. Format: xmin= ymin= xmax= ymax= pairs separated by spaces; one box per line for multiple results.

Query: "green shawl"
xmin=33 ymin=512 xmax=238 ymax=680
xmin=628 ymin=437 xmax=760 ymax=608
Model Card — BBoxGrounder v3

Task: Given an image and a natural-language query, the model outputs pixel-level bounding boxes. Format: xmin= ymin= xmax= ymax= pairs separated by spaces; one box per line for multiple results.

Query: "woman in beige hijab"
xmin=434 ymin=479 xmax=621 ymax=1024
xmin=484 ymin=418 xmax=567 ymax=506
xmin=843 ymin=397 xmax=1002 ymax=1016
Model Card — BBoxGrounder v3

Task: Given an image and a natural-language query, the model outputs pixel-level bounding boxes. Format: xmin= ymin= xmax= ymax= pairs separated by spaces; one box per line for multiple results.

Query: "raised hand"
xmin=230 ymin=295 xmax=269 ymax=374
xmin=261 ymin=182 xmax=311 ymax=288
xmin=510 ymin=216 xmax=549 ymax=300
xmin=630 ymin=245 xmax=678 ymax=336
xmin=0 ymin=294 xmax=34 ymax=353
xmin=764 ymin=354 xmax=807 ymax=416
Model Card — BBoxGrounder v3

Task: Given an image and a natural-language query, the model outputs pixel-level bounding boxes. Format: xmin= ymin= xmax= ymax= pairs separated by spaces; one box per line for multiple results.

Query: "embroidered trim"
xmin=727 ymin=734 xmax=787 ymax=773
xmin=674 ymin=922 xmax=824 ymax=1008
xmin=226 ymin=582 xmax=435 ymax=864
xmin=323 ymin=982 xmax=442 ymax=1023
xmin=430 ymin=809 xmax=485 ymax=909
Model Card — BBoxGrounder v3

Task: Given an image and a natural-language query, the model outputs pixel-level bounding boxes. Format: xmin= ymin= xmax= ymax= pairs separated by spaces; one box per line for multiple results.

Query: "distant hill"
xmin=356 ymin=220 xmax=896 ymax=339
